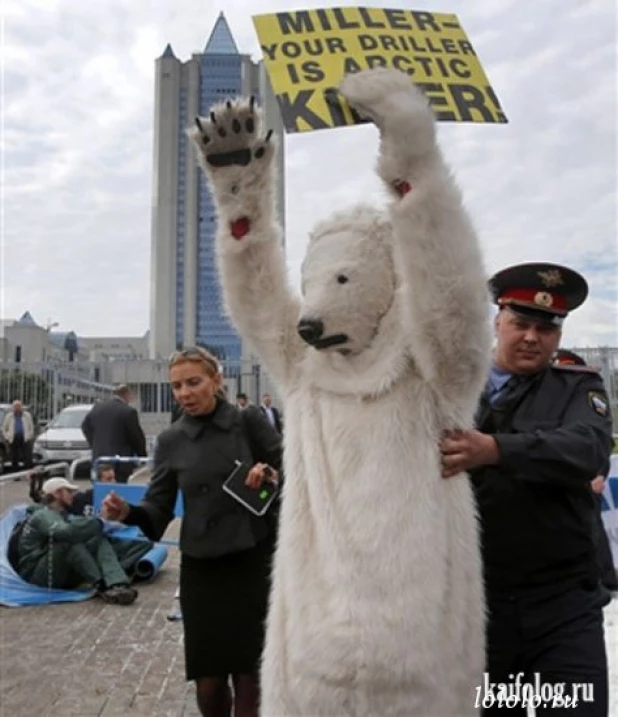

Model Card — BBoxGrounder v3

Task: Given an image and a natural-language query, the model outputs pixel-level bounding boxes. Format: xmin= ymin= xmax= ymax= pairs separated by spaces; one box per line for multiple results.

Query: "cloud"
xmin=2 ymin=0 xmax=616 ymax=349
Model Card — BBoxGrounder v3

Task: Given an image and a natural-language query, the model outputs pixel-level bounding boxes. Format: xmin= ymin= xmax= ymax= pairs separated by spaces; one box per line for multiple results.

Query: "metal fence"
xmin=1 ymin=348 xmax=616 ymax=436
xmin=0 ymin=362 xmax=115 ymax=424
xmin=106 ymin=358 xmax=273 ymax=412
xmin=0 ymin=358 xmax=279 ymax=439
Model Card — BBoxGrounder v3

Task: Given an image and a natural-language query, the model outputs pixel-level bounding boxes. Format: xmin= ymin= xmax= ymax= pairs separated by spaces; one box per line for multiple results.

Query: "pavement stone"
xmin=0 ymin=477 xmax=194 ymax=717
xmin=1 ymin=476 xmax=617 ymax=716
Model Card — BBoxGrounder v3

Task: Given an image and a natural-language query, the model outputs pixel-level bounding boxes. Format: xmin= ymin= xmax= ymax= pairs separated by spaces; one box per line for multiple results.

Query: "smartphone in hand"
xmin=223 ymin=461 xmax=279 ymax=516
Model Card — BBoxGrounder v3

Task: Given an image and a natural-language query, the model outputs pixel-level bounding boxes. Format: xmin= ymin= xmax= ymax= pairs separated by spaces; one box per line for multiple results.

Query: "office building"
xmin=149 ymin=13 xmax=285 ymax=359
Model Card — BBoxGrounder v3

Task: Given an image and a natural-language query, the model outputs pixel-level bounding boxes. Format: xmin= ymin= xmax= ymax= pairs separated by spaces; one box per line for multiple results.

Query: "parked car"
xmin=32 ymin=404 xmax=93 ymax=469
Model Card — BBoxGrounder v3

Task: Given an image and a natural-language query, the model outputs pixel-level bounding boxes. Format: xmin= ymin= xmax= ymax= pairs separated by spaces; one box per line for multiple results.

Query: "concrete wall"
xmin=81 ymin=334 xmax=149 ymax=361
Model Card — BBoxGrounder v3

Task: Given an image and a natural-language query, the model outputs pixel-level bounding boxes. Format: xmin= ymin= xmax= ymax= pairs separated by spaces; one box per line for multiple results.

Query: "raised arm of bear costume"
xmin=187 ymin=100 xmax=304 ymax=389
xmin=189 ymin=69 xmax=490 ymax=418
xmin=340 ymin=69 xmax=490 ymax=412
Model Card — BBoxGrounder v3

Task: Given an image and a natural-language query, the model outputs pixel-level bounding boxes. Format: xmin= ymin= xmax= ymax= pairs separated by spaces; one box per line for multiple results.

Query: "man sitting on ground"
xmin=28 ymin=464 xmax=154 ymax=579
xmin=16 ymin=478 xmax=138 ymax=605
xmin=29 ymin=463 xmax=117 ymax=518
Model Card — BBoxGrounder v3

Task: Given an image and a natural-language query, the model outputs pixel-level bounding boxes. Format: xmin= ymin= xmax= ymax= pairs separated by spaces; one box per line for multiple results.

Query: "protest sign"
xmin=253 ymin=7 xmax=508 ymax=133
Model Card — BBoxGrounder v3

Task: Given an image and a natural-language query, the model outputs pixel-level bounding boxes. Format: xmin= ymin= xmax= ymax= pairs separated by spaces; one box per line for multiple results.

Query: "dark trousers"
xmin=9 ymin=435 xmax=32 ymax=472
xmin=482 ymin=584 xmax=610 ymax=716
xmin=113 ymin=463 xmax=134 ymax=484
xmin=24 ymin=535 xmax=129 ymax=590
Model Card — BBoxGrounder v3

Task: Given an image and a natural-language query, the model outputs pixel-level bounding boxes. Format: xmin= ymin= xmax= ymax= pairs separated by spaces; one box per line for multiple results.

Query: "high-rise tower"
xmin=149 ymin=13 xmax=285 ymax=360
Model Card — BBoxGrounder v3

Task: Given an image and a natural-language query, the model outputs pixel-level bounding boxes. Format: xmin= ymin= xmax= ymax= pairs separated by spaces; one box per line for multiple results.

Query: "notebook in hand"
xmin=222 ymin=461 xmax=279 ymax=517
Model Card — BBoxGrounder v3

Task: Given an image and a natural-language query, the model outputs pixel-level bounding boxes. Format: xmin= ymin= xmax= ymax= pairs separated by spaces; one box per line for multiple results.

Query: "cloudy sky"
xmin=2 ymin=0 xmax=616 ymax=346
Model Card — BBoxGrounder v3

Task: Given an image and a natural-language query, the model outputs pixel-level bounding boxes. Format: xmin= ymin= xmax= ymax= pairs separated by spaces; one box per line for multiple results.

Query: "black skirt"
xmin=180 ymin=536 xmax=275 ymax=681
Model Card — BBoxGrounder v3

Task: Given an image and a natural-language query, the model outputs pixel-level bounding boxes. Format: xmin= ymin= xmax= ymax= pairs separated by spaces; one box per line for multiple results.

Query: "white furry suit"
xmin=189 ymin=68 xmax=492 ymax=717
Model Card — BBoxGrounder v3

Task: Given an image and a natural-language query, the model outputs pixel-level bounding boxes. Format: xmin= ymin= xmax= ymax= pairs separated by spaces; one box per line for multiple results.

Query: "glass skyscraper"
xmin=149 ymin=14 xmax=284 ymax=360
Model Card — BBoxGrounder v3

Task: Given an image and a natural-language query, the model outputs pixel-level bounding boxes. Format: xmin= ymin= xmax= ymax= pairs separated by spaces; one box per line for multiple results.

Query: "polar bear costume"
xmin=189 ymin=69 xmax=491 ymax=717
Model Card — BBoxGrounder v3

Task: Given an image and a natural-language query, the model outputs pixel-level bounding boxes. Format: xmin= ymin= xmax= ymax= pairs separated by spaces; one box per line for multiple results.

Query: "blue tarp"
xmin=0 ymin=504 xmax=168 ymax=608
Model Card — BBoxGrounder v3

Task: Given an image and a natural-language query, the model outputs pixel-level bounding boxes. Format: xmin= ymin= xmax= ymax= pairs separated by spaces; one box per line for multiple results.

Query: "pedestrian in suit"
xmin=81 ymin=385 xmax=147 ymax=483
xmin=2 ymin=400 xmax=35 ymax=472
xmin=260 ymin=393 xmax=282 ymax=434
xmin=236 ymin=392 xmax=250 ymax=410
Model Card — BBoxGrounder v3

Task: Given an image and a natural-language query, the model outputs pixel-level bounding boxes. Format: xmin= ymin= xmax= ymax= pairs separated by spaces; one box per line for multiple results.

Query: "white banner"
xmin=601 ymin=454 xmax=618 ymax=568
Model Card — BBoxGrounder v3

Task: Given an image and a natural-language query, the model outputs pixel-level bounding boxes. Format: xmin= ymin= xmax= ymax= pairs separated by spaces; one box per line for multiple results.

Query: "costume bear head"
xmin=298 ymin=205 xmax=397 ymax=357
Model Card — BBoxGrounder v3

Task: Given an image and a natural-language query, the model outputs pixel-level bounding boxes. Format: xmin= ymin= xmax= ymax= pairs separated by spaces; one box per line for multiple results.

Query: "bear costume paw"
xmin=193 ymin=97 xmax=274 ymax=171
xmin=340 ymin=68 xmax=437 ymax=189
xmin=189 ymin=98 xmax=276 ymax=240
xmin=339 ymin=68 xmax=432 ymax=131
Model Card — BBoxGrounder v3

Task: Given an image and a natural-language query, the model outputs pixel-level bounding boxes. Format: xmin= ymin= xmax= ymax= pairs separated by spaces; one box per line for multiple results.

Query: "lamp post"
xmin=45 ymin=321 xmax=60 ymax=413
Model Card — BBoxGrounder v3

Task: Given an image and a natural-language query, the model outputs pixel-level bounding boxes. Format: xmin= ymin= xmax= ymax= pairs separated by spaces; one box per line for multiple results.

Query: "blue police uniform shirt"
xmin=486 ymin=363 xmax=513 ymax=405
xmin=13 ymin=413 xmax=24 ymax=437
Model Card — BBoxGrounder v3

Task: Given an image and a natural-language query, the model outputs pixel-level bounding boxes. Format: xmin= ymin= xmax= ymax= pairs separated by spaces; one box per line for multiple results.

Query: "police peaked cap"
xmin=489 ymin=262 xmax=588 ymax=327
xmin=553 ymin=349 xmax=587 ymax=367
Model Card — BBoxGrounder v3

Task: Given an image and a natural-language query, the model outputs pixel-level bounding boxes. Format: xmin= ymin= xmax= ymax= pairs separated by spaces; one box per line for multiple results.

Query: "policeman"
xmin=440 ymin=262 xmax=613 ymax=716
xmin=552 ymin=349 xmax=618 ymax=594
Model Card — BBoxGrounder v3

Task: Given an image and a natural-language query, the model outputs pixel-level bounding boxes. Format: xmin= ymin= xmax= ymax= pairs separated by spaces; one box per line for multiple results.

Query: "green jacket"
xmin=17 ymin=505 xmax=103 ymax=574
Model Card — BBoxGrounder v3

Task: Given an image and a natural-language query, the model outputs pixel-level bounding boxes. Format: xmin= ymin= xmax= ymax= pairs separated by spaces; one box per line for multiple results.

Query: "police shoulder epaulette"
xmin=551 ymin=363 xmax=600 ymax=375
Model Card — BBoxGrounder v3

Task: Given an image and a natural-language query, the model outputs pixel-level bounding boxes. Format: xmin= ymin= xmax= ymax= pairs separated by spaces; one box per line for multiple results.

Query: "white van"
xmin=33 ymin=404 xmax=93 ymax=465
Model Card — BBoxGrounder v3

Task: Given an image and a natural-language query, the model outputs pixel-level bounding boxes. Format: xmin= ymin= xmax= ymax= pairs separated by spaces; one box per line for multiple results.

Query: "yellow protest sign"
xmin=253 ymin=7 xmax=507 ymax=133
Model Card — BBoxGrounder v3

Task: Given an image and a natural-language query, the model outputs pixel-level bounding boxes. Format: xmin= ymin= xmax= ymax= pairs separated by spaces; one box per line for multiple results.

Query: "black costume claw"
xmin=207 ymin=149 xmax=252 ymax=168
xmin=210 ymin=111 xmax=217 ymax=124
xmin=195 ymin=117 xmax=205 ymax=133
xmin=250 ymin=95 xmax=256 ymax=110
xmin=324 ymin=88 xmax=339 ymax=105
xmin=265 ymin=129 xmax=273 ymax=142
xmin=226 ymin=100 xmax=232 ymax=109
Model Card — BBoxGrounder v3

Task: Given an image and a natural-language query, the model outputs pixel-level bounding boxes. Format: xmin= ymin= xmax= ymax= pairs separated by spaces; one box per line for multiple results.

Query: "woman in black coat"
xmin=102 ymin=348 xmax=282 ymax=717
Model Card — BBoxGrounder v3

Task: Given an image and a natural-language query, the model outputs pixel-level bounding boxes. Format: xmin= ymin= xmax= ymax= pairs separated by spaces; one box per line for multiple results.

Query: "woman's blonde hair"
xmin=168 ymin=347 xmax=226 ymax=400
xmin=168 ymin=347 xmax=222 ymax=377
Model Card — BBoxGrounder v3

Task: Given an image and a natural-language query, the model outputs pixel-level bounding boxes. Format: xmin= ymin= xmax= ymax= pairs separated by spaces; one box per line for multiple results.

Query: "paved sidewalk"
xmin=1 ymin=476 xmax=617 ymax=716
xmin=0 ymin=477 xmax=198 ymax=717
